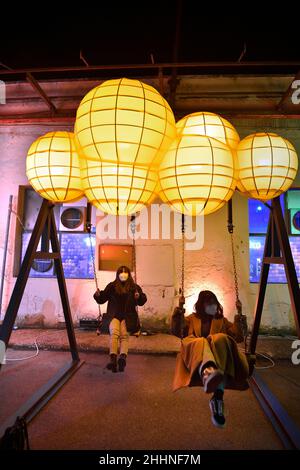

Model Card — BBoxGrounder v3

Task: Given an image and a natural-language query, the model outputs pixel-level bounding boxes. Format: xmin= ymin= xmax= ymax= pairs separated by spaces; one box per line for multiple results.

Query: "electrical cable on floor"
xmin=5 ymin=327 xmax=72 ymax=363
xmin=238 ymin=339 xmax=275 ymax=369
xmin=254 ymin=351 xmax=275 ymax=369
xmin=5 ymin=339 xmax=39 ymax=362
xmin=240 ymin=333 xmax=276 ymax=370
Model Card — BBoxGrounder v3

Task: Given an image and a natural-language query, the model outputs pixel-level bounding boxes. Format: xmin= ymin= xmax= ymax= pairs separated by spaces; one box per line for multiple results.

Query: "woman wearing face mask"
xmin=171 ymin=290 xmax=249 ymax=428
xmin=94 ymin=266 xmax=147 ymax=373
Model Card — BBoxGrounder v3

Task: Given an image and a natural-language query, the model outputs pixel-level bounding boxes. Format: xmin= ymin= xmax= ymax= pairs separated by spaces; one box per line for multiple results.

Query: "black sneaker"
xmin=118 ymin=354 xmax=127 ymax=372
xmin=209 ymin=397 xmax=226 ymax=428
xmin=106 ymin=354 xmax=117 ymax=373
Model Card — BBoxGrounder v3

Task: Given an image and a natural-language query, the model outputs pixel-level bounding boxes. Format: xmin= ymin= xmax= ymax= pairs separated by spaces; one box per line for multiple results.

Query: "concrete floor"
xmin=258 ymin=360 xmax=300 ymax=428
xmin=0 ymin=349 xmax=284 ymax=450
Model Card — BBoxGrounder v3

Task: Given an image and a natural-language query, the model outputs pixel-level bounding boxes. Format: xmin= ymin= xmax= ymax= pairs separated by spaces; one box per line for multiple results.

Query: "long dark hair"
xmin=194 ymin=290 xmax=223 ymax=319
xmin=114 ymin=265 xmax=136 ymax=295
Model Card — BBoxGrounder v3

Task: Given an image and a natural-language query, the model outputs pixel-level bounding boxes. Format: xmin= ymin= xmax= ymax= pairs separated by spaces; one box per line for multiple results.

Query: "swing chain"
xmin=227 ymin=217 xmax=248 ymax=344
xmin=130 ymin=215 xmax=137 ymax=284
xmin=179 ymin=214 xmax=185 ymax=310
xmin=130 ymin=214 xmax=141 ymax=335
xmin=86 ymin=222 xmax=103 ymax=334
xmin=229 ymin=231 xmax=240 ymax=312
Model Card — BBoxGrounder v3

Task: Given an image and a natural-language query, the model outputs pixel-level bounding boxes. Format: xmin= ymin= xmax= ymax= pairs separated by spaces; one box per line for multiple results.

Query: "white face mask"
xmin=204 ymin=304 xmax=217 ymax=316
xmin=119 ymin=272 xmax=129 ymax=282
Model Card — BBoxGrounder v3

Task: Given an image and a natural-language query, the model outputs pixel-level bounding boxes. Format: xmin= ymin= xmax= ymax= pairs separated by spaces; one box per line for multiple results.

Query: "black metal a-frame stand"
xmin=0 ymin=198 xmax=84 ymax=438
xmin=249 ymin=196 xmax=300 ymax=356
xmin=246 ymin=195 xmax=300 ymax=449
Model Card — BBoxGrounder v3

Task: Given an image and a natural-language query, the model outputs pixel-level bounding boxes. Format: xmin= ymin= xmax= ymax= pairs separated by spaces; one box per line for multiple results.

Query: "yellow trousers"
xmin=109 ymin=318 xmax=129 ymax=355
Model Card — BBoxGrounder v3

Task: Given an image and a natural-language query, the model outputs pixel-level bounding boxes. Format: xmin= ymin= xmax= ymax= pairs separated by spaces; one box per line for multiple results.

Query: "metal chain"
xmin=230 ymin=231 xmax=239 ymax=305
xmin=181 ymin=215 xmax=185 ymax=296
xmin=130 ymin=215 xmax=137 ymax=284
xmin=87 ymin=225 xmax=102 ymax=325
xmin=178 ymin=214 xmax=186 ymax=337
xmin=229 ymin=229 xmax=248 ymax=345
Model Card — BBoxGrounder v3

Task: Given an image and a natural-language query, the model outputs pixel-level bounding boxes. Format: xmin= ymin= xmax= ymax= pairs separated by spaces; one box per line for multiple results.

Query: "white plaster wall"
xmin=0 ymin=119 xmax=299 ymax=332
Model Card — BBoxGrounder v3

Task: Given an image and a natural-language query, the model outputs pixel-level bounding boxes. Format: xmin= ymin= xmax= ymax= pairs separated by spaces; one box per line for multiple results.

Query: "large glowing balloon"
xmin=176 ymin=111 xmax=240 ymax=150
xmin=236 ymin=132 xmax=298 ymax=200
xmin=80 ymin=158 xmax=158 ymax=215
xmin=74 ymin=78 xmax=176 ymax=166
xmin=26 ymin=131 xmax=83 ymax=202
xmin=158 ymin=134 xmax=236 ymax=216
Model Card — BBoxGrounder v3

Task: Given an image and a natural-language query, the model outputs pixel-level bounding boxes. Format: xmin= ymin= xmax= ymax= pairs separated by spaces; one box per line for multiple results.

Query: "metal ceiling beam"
xmin=26 ymin=72 xmax=56 ymax=114
xmin=0 ymin=61 xmax=300 ymax=77
xmin=2 ymin=112 xmax=300 ymax=125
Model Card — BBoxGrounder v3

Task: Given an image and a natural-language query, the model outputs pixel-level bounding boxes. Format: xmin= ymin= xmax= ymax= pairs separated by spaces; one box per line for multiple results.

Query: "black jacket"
xmin=93 ymin=282 xmax=147 ymax=334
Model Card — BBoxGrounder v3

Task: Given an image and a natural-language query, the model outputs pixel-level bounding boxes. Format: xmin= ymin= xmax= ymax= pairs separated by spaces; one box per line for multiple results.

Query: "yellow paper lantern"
xmin=80 ymin=158 xmax=158 ymax=216
xmin=158 ymin=134 xmax=236 ymax=216
xmin=74 ymin=78 xmax=176 ymax=166
xmin=236 ymin=132 xmax=298 ymax=200
xmin=176 ymin=112 xmax=240 ymax=150
xmin=26 ymin=131 xmax=84 ymax=202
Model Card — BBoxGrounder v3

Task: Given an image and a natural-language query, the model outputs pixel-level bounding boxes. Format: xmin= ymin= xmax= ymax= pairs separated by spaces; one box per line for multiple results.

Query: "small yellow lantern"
xmin=75 ymin=78 xmax=176 ymax=166
xmin=176 ymin=111 xmax=240 ymax=150
xmin=236 ymin=132 xmax=298 ymax=200
xmin=80 ymin=158 xmax=158 ymax=216
xmin=26 ymin=131 xmax=83 ymax=202
xmin=158 ymin=134 xmax=236 ymax=216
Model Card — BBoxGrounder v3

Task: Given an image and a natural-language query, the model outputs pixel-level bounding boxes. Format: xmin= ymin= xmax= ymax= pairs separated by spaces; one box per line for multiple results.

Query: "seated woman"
xmin=171 ymin=290 xmax=249 ymax=428
xmin=94 ymin=265 xmax=147 ymax=373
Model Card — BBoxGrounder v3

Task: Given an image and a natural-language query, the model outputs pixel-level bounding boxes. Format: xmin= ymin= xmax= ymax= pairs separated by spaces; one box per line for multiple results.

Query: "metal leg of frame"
xmin=49 ymin=208 xmax=79 ymax=361
xmin=248 ymin=196 xmax=300 ymax=449
xmin=249 ymin=370 xmax=300 ymax=449
xmin=0 ymin=360 xmax=84 ymax=439
xmin=0 ymin=199 xmax=50 ymax=347
xmin=0 ymin=199 xmax=83 ymax=440
xmin=272 ymin=197 xmax=300 ymax=336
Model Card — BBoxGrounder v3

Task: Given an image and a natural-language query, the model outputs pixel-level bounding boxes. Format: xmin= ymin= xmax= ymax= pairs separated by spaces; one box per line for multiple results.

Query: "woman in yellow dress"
xmin=171 ymin=290 xmax=249 ymax=428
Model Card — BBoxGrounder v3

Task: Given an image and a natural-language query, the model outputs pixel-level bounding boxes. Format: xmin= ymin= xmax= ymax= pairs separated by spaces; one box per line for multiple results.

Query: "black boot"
xmin=106 ymin=353 xmax=117 ymax=373
xmin=118 ymin=353 xmax=127 ymax=372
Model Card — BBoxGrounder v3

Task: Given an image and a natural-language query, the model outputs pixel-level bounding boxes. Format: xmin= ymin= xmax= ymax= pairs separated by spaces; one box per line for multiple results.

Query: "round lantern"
xmin=158 ymin=134 xmax=236 ymax=216
xmin=80 ymin=158 xmax=158 ymax=216
xmin=176 ymin=112 xmax=240 ymax=150
xmin=26 ymin=131 xmax=83 ymax=202
xmin=236 ymin=132 xmax=298 ymax=200
xmin=74 ymin=77 xmax=176 ymax=166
